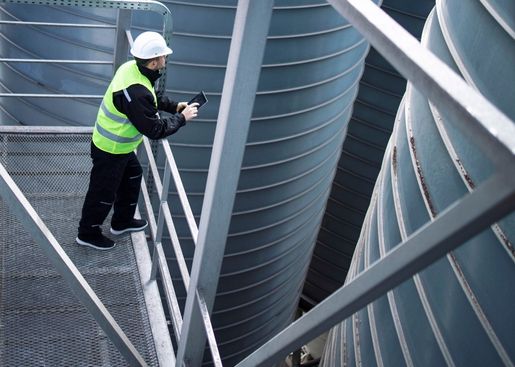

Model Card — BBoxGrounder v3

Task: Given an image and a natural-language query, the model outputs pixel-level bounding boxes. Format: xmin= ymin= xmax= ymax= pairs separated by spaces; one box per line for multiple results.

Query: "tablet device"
xmin=188 ymin=91 xmax=208 ymax=109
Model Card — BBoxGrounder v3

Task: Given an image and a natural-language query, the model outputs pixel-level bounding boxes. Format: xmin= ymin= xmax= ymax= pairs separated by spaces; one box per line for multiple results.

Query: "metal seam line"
xmin=175 ymin=1 xmax=275 ymax=366
xmin=377 ymin=148 xmax=414 ymax=367
xmin=404 ymin=87 xmax=513 ymax=366
xmin=390 ymin=108 xmax=456 ymax=367
xmin=429 ymin=102 xmax=515 ymax=261
xmin=364 ymin=202 xmax=385 ymax=367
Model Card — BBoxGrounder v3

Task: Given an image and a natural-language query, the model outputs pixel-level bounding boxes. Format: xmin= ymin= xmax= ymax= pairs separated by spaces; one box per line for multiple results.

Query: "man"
xmin=77 ymin=31 xmax=198 ymax=250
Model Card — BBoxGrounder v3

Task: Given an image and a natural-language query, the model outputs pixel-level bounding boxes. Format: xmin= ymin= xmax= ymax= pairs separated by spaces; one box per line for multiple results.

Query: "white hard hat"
xmin=130 ymin=31 xmax=173 ymax=59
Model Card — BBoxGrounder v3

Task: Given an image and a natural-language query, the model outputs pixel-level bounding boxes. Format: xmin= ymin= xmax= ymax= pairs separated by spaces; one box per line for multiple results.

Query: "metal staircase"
xmin=0 ymin=127 xmax=170 ymax=366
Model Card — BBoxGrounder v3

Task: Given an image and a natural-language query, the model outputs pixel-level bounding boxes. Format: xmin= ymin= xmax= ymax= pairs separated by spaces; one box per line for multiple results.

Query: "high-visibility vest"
xmin=92 ymin=60 xmax=157 ymax=154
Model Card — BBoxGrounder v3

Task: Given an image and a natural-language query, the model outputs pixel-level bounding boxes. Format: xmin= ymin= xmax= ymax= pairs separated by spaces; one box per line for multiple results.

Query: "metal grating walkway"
xmin=0 ymin=129 xmax=159 ymax=366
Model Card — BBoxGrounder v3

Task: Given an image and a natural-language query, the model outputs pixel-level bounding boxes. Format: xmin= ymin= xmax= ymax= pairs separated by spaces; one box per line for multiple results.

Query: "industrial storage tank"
xmin=320 ymin=0 xmax=515 ymax=365
xmin=143 ymin=1 xmax=379 ymax=364
xmin=302 ymin=0 xmax=436 ymax=309
xmin=0 ymin=0 xmax=378 ymax=364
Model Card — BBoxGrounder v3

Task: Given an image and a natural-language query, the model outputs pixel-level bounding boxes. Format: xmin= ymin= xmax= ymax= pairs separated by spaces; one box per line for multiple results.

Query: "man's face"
xmin=148 ymin=55 xmax=167 ymax=71
xmin=156 ymin=55 xmax=167 ymax=70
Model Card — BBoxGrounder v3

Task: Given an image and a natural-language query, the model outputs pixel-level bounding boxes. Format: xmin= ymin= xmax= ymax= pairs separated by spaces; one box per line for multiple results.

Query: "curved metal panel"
xmin=302 ymin=0 xmax=435 ymax=310
xmin=1 ymin=0 xmax=376 ymax=365
xmin=0 ymin=5 xmax=114 ymax=125
xmin=321 ymin=1 xmax=515 ymax=365
xmin=155 ymin=2 xmax=378 ymax=364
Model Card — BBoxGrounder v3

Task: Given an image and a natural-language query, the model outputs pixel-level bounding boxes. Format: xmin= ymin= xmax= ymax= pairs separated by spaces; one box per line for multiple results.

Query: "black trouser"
xmin=78 ymin=142 xmax=143 ymax=236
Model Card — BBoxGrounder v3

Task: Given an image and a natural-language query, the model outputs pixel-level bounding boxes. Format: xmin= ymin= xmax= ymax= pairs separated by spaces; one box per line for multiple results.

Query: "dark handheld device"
xmin=188 ymin=91 xmax=208 ymax=109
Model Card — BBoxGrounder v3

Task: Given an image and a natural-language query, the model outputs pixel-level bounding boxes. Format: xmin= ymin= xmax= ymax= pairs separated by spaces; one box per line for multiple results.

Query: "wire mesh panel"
xmin=0 ymin=128 xmax=159 ymax=366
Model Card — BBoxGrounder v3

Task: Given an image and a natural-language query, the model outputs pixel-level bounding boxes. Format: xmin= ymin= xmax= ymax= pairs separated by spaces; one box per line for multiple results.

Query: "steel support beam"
xmin=326 ymin=0 xmax=515 ymax=167
xmin=175 ymin=0 xmax=274 ymax=366
xmin=0 ymin=163 xmax=148 ymax=367
xmin=113 ymin=9 xmax=132 ymax=72
xmin=235 ymin=172 xmax=515 ymax=367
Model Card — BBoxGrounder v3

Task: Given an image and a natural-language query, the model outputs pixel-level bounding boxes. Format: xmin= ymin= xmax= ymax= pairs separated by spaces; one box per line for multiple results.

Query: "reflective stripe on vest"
xmin=100 ymin=101 xmax=129 ymax=124
xmin=95 ymin=123 xmax=142 ymax=143
xmin=93 ymin=60 xmax=157 ymax=154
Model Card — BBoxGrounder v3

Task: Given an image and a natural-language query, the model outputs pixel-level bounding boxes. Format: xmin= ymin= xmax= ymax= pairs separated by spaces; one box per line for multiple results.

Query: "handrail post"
xmin=114 ymin=9 xmax=132 ymax=72
xmin=175 ymin=1 xmax=274 ymax=366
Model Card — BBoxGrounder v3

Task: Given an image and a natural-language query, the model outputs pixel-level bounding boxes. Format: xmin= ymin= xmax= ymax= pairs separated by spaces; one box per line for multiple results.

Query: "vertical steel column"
xmin=113 ymin=9 xmax=132 ymax=72
xmin=175 ymin=0 xmax=274 ymax=366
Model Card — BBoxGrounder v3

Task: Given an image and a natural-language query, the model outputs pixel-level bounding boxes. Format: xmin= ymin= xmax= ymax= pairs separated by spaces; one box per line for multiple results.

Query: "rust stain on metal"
xmin=409 ymin=135 xmax=437 ymax=218
xmin=354 ymin=314 xmax=362 ymax=367
xmin=492 ymin=224 xmax=515 ymax=258
xmin=448 ymin=253 xmax=481 ymax=310
xmin=392 ymin=145 xmax=398 ymax=176
xmin=455 ymin=158 xmax=475 ymax=189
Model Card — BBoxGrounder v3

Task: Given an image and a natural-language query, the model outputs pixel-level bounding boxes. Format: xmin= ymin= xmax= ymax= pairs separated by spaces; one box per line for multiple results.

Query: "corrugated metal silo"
xmin=0 ymin=5 xmax=115 ymax=125
xmin=320 ymin=0 xmax=515 ymax=365
xmin=302 ymin=0 xmax=436 ymax=310
xmin=151 ymin=1 xmax=378 ymax=364
xmin=1 ymin=0 xmax=380 ymax=365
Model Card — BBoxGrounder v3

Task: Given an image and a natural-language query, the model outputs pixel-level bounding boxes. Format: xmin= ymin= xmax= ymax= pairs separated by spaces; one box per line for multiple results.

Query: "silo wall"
xmin=320 ymin=0 xmax=515 ymax=365
xmin=0 ymin=1 xmax=379 ymax=364
xmin=302 ymin=0 xmax=436 ymax=310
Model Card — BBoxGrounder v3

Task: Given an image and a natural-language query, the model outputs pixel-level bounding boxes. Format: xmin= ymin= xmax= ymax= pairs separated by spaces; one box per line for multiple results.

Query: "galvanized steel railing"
xmin=137 ymin=136 xmax=224 ymax=366
xmin=234 ymin=0 xmax=515 ymax=366
xmin=0 ymin=0 xmax=173 ymax=97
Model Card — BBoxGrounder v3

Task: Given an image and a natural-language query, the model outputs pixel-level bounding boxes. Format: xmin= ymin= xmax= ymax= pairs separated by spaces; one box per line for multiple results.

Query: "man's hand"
xmin=181 ymin=103 xmax=199 ymax=121
xmin=176 ymin=102 xmax=188 ymax=113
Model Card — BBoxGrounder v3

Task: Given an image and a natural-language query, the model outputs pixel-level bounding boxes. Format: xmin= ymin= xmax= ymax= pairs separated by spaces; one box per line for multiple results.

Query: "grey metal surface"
xmin=302 ymin=0 xmax=435 ymax=310
xmin=235 ymin=170 xmax=515 ymax=367
xmin=319 ymin=0 xmax=515 ymax=366
xmin=176 ymin=2 xmax=273 ymax=366
xmin=0 ymin=0 xmax=172 ymax=125
xmin=0 ymin=129 xmax=159 ymax=366
xmin=136 ymin=1 xmax=379 ymax=364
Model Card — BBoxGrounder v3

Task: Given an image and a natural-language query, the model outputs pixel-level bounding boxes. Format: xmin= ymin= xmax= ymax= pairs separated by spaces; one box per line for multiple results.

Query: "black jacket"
xmin=111 ymin=63 xmax=185 ymax=140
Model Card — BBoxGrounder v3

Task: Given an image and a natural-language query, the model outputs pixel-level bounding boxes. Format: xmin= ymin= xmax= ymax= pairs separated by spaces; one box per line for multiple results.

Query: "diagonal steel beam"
xmin=326 ymin=0 xmax=515 ymax=167
xmin=235 ymin=172 xmax=515 ymax=367
xmin=175 ymin=0 xmax=275 ymax=366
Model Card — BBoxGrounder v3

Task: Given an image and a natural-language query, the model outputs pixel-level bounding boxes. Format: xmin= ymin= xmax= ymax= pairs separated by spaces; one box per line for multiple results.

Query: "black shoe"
xmin=110 ymin=218 xmax=148 ymax=235
xmin=76 ymin=233 xmax=115 ymax=250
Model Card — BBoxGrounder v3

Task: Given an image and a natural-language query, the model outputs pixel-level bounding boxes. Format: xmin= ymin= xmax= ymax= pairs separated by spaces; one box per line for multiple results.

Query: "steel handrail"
xmin=0 ymin=19 xmax=117 ymax=27
xmin=0 ymin=0 xmax=173 ymax=95
xmin=0 ymin=0 xmax=174 ymax=364
xmin=138 ymin=136 xmax=223 ymax=366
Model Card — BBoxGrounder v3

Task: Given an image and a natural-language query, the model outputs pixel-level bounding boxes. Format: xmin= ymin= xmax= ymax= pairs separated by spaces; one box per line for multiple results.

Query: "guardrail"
xmin=0 ymin=1 xmax=174 ymax=365
xmin=138 ymin=137 xmax=223 ymax=366
xmin=0 ymin=0 xmax=172 ymax=96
